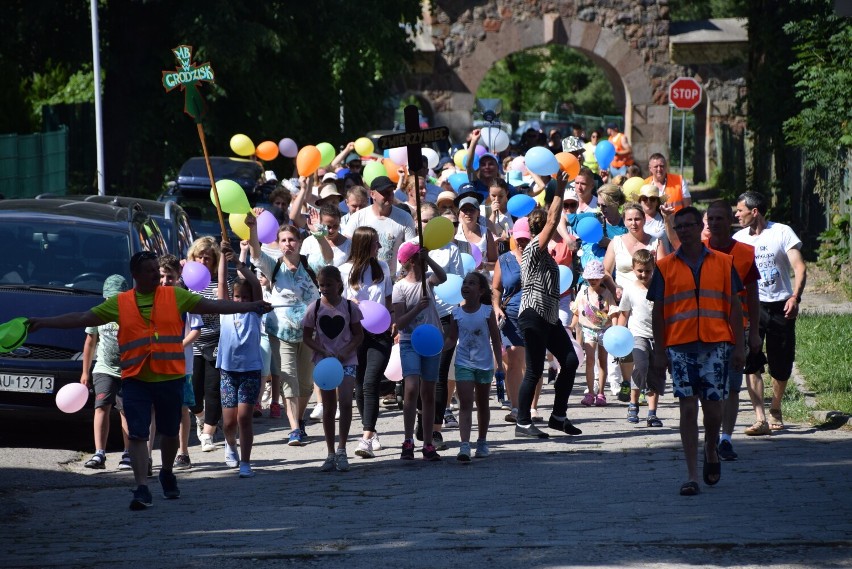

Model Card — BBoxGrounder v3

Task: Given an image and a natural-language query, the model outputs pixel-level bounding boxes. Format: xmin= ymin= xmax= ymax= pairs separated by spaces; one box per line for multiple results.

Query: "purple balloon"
xmin=257 ymin=210 xmax=279 ymax=244
xmin=182 ymin=261 xmax=211 ymax=292
xmin=474 ymin=144 xmax=487 ymax=157
xmin=278 ymin=138 xmax=298 ymax=158
xmin=470 ymin=245 xmax=482 ymax=267
xmin=359 ymin=300 xmax=391 ymax=334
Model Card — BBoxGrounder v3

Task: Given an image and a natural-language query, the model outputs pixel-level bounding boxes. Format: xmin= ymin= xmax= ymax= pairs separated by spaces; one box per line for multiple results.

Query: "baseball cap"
xmin=640 ymin=184 xmax=661 ymax=199
xmin=512 ymin=217 xmax=531 ymax=240
xmin=318 ymin=183 xmax=342 ymax=201
xmin=321 ymin=172 xmax=338 ymax=183
xmin=369 ymin=176 xmax=395 ymax=193
xmin=397 ymin=241 xmax=421 ymax=264
xmin=436 ymin=190 xmax=457 ymax=208
xmin=561 ymin=136 xmax=584 ymax=154
xmin=564 ymin=189 xmax=579 ymax=203
xmin=606 ymin=122 xmax=618 ymax=130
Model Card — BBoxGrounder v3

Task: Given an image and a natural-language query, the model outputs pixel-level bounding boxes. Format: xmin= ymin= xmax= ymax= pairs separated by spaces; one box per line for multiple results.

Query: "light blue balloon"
xmin=559 ymin=265 xmax=573 ymax=294
xmin=524 ymin=146 xmax=560 ymax=176
xmin=507 ymin=194 xmax=535 ymax=217
xmin=594 ymin=140 xmax=616 ymax=170
xmin=449 ymin=172 xmax=469 ymax=191
xmin=313 ymin=357 xmax=344 ymax=390
xmin=576 ymin=216 xmax=604 ymax=243
xmin=435 ymin=274 xmax=463 ymax=305
xmin=411 ymin=324 xmax=444 ymax=357
xmin=383 ymin=149 xmax=390 ymax=158
xmin=602 ymin=326 xmax=634 ymax=358
xmin=460 ymin=252 xmax=476 ymax=275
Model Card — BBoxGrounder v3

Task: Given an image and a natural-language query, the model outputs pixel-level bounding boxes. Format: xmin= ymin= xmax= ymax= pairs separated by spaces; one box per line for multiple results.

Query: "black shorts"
xmin=758 ymin=300 xmax=796 ymax=382
xmin=92 ymin=373 xmax=123 ymax=410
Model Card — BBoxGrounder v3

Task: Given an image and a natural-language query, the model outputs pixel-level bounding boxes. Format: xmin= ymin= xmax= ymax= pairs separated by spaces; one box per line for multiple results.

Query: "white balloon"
xmin=422 ymin=148 xmax=439 ymax=170
xmin=481 ymin=127 xmax=510 ymax=152
xmin=389 ymin=147 xmax=408 ymax=166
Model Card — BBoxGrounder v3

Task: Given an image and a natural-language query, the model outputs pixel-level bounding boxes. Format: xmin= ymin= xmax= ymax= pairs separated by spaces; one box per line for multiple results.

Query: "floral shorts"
xmin=667 ymin=343 xmax=731 ymax=401
xmin=220 ymin=369 xmax=262 ymax=408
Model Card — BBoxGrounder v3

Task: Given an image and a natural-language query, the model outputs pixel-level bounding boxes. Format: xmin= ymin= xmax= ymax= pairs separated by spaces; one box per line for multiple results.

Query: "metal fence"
xmin=0 ymin=128 xmax=68 ymax=198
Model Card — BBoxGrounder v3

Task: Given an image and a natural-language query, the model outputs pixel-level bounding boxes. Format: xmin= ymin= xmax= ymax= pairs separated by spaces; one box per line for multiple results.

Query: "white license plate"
xmin=0 ymin=374 xmax=55 ymax=394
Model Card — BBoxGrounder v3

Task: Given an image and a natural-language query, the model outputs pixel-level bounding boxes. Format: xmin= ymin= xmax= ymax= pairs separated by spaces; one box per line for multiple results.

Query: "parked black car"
xmin=36 ymin=194 xmax=196 ymax=259
xmin=159 ymin=156 xmax=265 ymax=242
xmin=0 ymin=199 xmax=169 ymax=415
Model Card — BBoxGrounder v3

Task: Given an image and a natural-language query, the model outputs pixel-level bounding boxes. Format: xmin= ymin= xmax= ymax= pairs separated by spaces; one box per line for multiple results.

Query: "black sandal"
xmin=680 ymin=481 xmax=700 ymax=496
xmin=703 ymin=447 xmax=721 ymax=486
xmin=84 ymin=453 xmax=106 ymax=469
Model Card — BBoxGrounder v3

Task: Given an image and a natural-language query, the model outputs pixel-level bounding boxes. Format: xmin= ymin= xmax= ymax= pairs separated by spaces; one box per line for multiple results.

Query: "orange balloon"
xmin=555 ymin=152 xmax=580 ymax=181
xmin=296 ymin=145 xmax=322 ymax=176
xmin=383 ymin=158 xmax=401 ymax=183
xmin=256 ymin=140 xmax=279 ymax=161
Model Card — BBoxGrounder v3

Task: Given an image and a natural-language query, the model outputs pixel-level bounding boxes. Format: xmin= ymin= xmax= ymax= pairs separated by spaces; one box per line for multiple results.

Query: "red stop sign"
xmin=669 ymin=77 xmax=702 ymax=111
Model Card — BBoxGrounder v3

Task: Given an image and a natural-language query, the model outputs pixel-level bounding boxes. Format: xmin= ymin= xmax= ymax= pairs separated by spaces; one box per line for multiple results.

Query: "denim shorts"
xmin=667 ymin=342 xmax=731 ymax=401
xmin=220 ymin=369 xmax=262 ymax=408
xmin=399 ymin=340 xmax=440 ymax=381
xmin=500 ymin=313 xmax=524 ymax=348
xmin=181 ymin=374 xmax=195 ymax=407
xmin=454 ymin=366 xmax=493 ymax=384
xmin=121 ymin=377 xmax=184 ymax=440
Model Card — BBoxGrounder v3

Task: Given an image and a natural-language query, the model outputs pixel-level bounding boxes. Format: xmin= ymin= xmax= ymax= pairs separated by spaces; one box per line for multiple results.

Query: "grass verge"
xmin=791 ymin=314 xmax=852 ymax=416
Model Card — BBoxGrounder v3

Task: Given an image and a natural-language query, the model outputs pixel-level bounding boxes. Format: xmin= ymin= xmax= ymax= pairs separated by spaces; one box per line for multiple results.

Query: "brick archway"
xmin=401 ymin=2 xmax=679 ymax=167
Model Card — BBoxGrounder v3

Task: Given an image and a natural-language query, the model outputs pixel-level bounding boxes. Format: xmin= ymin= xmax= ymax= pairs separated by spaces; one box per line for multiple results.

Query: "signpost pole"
xmin=680 ymin=110 xmax=686 ymax=178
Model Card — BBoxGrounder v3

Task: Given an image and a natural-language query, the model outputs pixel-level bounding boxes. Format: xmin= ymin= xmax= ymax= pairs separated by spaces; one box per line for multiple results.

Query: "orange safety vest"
xmin=704 ymin=239 xmax=755 ymax=329
xmin=117 ymin=287 xmax=185 ymax=379
xmin=609 ymin=132 xmax=634 ymax=168
xmin=657 ymin=249 xmax=735 ymax=347
xmin=645 ymin=173 xmax=685 ymax=212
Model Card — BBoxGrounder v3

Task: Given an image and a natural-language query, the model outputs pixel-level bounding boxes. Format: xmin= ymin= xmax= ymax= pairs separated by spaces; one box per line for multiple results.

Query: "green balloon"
xmin=212 ymin=179 xmax=251 ymax=214
xmin=317 ymin=142 xmax=336 ymax=168
xmin=362 ymin=161 xmax=388 ymax=186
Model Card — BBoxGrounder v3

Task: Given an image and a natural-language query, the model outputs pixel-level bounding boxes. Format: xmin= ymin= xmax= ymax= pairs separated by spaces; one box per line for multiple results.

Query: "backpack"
xmin=270 ymin=254 xmax=318 ymax=288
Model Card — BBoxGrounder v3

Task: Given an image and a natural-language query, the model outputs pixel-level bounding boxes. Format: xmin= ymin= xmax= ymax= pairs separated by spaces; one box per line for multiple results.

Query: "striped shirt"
xmin=519 ymin=237 xmax=560 ymax=324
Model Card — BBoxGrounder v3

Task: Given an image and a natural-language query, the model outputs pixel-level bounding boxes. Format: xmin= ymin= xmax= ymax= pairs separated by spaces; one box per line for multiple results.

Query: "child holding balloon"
xmin=392 ymin=241 xmax=447 ymax=461
xmin=216 ymin=243 xmax=264 ymax=478
xmin=301 ymin=265 xmax=364 ymax=472
xmin=572 ymin=259 xmax=619 ymax=407
xmin=443 ymin=272 xmax=503 ymax=461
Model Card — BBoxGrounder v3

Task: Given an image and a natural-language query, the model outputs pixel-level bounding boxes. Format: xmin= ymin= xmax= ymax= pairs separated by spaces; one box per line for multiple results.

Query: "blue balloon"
xmin=602 ymin=326 xmax=634 ymax=358
xmin=559 ymin=265 xmax=573 ymax=294
xmin=435 ymin=274 xmax=463 ymax=305
xmin=411 ymin=324 xmax=444 ymax=357
xmin=460 ymin=252 xmax=476 ymax=275
xmin=524 ymin=146 xmax=560 ymax=176
xmin=383 ymin=149 xmax=390 ymax=158
xmin=507 ymin=194 xmax=535 ymax=217
xmin=576 ymin=216 xmax=604 ymax=243
xmin=313 ymin=357 xmax=344 ymax=390
xmin=449 ymin=172 xmax=469 ymax=192
xmin=594 ymin=140 xmax=616 ymax=170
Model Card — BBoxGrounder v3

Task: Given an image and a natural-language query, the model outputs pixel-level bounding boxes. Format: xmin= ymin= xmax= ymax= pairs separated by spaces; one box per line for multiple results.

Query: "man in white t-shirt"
xmin=733 ymin=191 xmax=807 ymax=433
xmin=342 ymin=176 xmax=417 ymax=275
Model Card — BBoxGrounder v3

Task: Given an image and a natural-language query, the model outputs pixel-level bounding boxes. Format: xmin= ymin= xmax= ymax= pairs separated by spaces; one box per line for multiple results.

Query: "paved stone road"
xmin=2 ymin=374 xmax=850 ymax=568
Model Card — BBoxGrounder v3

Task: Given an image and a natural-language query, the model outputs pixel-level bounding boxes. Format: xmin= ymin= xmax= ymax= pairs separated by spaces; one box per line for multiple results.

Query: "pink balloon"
xmin=470 ymin=245 xmax=482 ymax=267
xmin=474 ymin=144 xmax=487 ymax=157
xmin=182 ymin=261 xmax=211 ymax=292
xmin=509 ymin=156 xmax=526 ymax=172
xmin=56 ymin=383 xmax=89 ymax=413
xmin=388 ymin=147 xmax=409 ymax=166
xmin=278 ymin=138 xmax=298 ymax=158
xmin=359 ymin=300 xmax=391 ymax=334
xmin=257 ymin=210 xmax=279 ymax=244
xmin=385 ymin=343 xmax=403 ymax=382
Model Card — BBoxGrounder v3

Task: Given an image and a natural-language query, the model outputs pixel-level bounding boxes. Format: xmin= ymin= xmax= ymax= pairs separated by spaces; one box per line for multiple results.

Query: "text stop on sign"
xmin=669 ymin=77 xmax=702 ymax=111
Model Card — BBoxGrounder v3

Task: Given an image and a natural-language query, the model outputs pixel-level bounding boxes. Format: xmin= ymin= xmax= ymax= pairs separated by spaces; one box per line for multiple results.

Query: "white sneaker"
xmin=369 ymin=434 xmax=383 ymax=451
xmin=309 ymin=403 xmax=324 ymax=420
xmin=355 ymin=438 xmax=374 ymax=459
xmin=200 ymin=434 xmax=215 ymax=452
xmin=224 ymin=444 xmax=239 ymax=468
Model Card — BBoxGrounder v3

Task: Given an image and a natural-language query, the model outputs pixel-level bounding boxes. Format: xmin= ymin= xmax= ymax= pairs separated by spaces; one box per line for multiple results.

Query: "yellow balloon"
xmin=453 ymin=149 xmax=468 ymax=169
xmin=229 ymin=213 xmax=250 ymax=240
xmin=212 ymin=179 xmax=251 ymax=214
xmin=354 ymin=137 xmax=374 ymax=157
xmin=422 ymin=216 xmax=454 ymax=250
xmin=230 ymin=134 xmax=255 ymax=157
xmin=623 ymin=176 xmax=645 ymax=202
